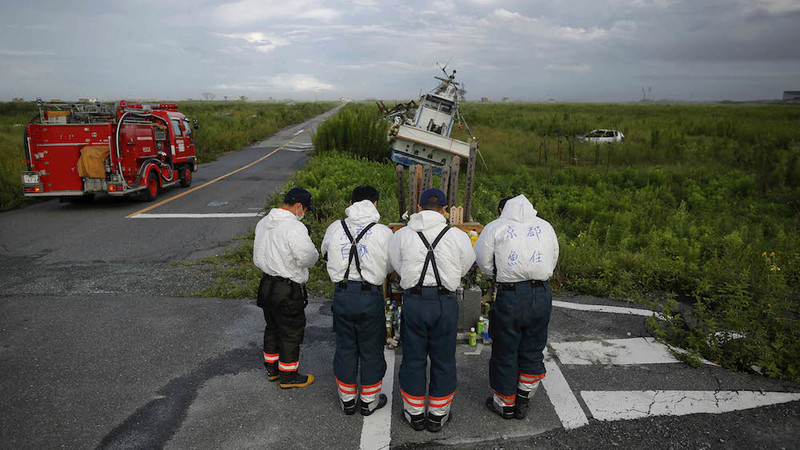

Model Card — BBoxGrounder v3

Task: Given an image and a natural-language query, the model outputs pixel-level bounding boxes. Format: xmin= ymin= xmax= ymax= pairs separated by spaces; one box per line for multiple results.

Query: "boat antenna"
xmin=437 ymin=56 xmax=454 ymax=77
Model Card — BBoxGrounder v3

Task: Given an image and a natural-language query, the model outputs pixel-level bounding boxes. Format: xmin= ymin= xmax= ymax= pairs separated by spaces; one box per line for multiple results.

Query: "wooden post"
xmin=463 ymin=141 xmax=477 ymax=222
xmin=448 ymin=156 xmax=460 ymax=208
xmin=571 ymin=139 xmax=577 ymax=165
xmin=595 ymin=143 xmax=600 ymax=165
xmin=440 ymin=165 xmax=451 ymax=198
xmin=557 ymin=138 xmax=561 ymax=165
xmin=422 ymin=165 xmax=433 ymax=192
xmin=544 ymin=136 xmax=548 ymax=164
xmin=408 ymin=165 xmax=417 ymax=214
xmin=417 ymin=164 xmax=423 ymax=200
xmin=396 ymin=164 xmax=406 ymax=218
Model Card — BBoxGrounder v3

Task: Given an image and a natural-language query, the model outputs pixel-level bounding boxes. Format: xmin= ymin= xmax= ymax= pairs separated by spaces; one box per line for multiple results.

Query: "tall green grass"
xmin=313 ymin=103 xmax=390 ymax=160
xmin=0 ymin=103 xmax=39 ymax=211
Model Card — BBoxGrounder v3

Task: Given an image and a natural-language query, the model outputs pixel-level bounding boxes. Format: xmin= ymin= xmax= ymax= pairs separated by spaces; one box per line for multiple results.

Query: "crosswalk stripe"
xmin=582 ymin=390 xmax=800 ymax=421
xmin=359 ymin=348 xmax=394 ymax=450
xmin=553 ymin=300 xmax=657 ymax=317
xmin=542 ymin=348 xmax=590 ymax=430
xmin=551 ymin=337 xmax=712 ymax=366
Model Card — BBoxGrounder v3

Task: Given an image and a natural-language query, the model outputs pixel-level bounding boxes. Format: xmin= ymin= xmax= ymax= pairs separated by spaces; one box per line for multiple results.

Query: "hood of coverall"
xmin=499 ymin=194 xmax=538 ymax=223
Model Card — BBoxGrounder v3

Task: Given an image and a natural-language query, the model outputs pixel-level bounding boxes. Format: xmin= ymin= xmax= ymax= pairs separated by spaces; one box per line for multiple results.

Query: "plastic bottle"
xmin=469 ymin=327 xmax=477 ymax=346
xmin=476 ymin=316 xmax=485 ymax=335
xmin=386 ymin=312 xmax=393 ymax=340
xmin=482 ymin=318 xmax=491 ymax=344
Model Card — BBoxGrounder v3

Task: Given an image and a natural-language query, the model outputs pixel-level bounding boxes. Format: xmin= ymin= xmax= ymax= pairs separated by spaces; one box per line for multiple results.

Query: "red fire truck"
xmin=21 ymin=101 xmax=198 ymax=202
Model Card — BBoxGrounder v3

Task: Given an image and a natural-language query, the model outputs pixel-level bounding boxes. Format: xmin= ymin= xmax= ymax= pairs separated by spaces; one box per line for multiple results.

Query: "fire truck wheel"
xmin=142 ymin=171 xmax=160 ymax=201
xmin=179 ymin=166 xmax=192 ymax=188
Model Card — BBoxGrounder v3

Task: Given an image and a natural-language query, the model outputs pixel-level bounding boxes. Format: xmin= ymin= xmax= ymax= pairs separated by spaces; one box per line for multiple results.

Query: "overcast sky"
xmin=2 ymin=0 xmax=799 ymax=102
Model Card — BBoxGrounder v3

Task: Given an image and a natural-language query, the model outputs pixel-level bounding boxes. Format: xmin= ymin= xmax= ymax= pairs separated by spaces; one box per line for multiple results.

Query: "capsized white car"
xmin=578 ymin=129 xmax=625 ymax=143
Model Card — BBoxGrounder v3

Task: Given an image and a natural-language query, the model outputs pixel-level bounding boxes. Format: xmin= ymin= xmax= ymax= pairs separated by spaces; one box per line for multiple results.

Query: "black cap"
xmin=419 ymin=188 xmax=448 ymax=207
xmin=284 ymin=187 xmax=314 ymax=211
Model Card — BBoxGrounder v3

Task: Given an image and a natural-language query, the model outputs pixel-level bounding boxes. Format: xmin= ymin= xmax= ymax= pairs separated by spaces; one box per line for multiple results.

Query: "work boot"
xmin=264 ymin=362 xmax=279 ymax=382
xmin=426 ymin=412 xmax=451 ymax=433
xmin=403 ymin=411 xmax=427 ymax=431
xmin=485 ymin=396 xmax=514 ymax=419
xmin=360 ymin=394 xmax=387 ymax=416
xmin=341 ymin=398 xmax=357 ymax=416
xmin=514 ymin=394 xmax=530 ymax=420
xmin=279 ymin=371 xmax=315 ymax=389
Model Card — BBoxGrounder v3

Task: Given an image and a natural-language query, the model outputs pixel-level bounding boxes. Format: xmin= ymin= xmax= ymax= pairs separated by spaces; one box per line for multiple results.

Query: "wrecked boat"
xmin=378 ymin=67 xmax=472 ymax=174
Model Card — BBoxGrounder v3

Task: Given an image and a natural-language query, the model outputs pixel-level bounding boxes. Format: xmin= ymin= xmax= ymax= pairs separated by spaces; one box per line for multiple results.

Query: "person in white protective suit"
xmin=321 ymin=185 xmax=394 ymax=416
xmin=473 ymin=194 xmax=559 ymax=419
xmin=253 ymin=187 xmax=319 ymax=389
xmin=389 ymin=188 xmax=475 ymax=433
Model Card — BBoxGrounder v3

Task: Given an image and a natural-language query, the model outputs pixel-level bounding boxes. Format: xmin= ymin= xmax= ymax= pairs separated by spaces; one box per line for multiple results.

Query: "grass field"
xmin=203 ymin=101 xmax=800 ymax=382
xmin=0 ymin=100 xmax=336 ymax=211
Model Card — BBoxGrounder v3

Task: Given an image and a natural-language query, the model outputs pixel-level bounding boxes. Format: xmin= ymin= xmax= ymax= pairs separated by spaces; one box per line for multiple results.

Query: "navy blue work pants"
xmin=332 ymin=282 xmax=387 ymax=390
xmin=399 ymin=288 xmax=458 ymax=407
xmin=489 ymin=281 xmax=552 ymax=397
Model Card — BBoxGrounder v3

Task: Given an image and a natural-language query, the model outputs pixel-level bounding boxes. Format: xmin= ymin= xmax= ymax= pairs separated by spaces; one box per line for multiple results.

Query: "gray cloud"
xmin=0 ymin=0 xmax=798 ymax=102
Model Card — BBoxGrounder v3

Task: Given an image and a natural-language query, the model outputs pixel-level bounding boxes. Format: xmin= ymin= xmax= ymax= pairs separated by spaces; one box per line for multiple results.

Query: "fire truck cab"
xmin=21 ymin=101 xmax=198 ymax=202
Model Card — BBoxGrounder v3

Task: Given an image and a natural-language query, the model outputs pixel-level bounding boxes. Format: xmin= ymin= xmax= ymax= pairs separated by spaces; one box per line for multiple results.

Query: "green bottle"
xmin=469 ymin=327 xmax=477 ymax=346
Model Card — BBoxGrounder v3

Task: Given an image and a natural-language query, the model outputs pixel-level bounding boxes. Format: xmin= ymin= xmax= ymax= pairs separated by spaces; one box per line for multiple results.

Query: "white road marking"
xmin=464 ymin=342 xmax=483 ymax=356
xmin=553 ymin=300 xmax=657 ymax=317
xmin=542 ymin=347 xmax=590 ymax=430
xmin=292 ymin=128 xmax=305 ymax=136
xmin=582 ymin=390 xmax=800 ymax=421
xmin=463 ymin=343 xmax=484 ymax=355
xmin=130 ymin=213 xmax=262 ymax=219
xmin=359 ymin=348 xmax=395 ymax=450
xmin=551 ymin=337 xmax=712 ymax=366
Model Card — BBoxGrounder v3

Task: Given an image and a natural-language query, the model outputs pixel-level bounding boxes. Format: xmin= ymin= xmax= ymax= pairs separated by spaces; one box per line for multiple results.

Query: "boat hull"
xmin=389 ymin=125 xmax=469 ymax=174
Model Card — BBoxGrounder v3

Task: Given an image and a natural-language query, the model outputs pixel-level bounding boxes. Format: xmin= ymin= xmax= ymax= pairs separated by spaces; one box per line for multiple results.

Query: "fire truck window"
xmin=171 ymin=119 xmax=183 ymax=138
xmin=183 ymin=119 xmax=193 ymax=141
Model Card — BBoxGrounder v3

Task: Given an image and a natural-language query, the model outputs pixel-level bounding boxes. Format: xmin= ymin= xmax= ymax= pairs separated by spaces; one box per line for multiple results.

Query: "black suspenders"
xmin=416 ymin=226 xmax=451 ymax=290
xmin=341 ymin=220 xmax=377 ymax=282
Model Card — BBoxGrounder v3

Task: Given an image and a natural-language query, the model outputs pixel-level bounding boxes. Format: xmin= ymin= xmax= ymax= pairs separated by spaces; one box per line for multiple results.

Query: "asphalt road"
xmin=1 ymin=106 xmax=799 ymax=449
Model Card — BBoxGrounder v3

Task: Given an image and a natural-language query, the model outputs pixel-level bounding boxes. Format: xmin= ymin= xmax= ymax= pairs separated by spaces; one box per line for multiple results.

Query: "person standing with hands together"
xmin=389 ymin=188 xmax=475 ymax=432
xmin=474 ymin=194 xmax=559 ymax=420
xmin=253 ymin=187 xmax=319 ymax=389
xmin=321 ymin=185 xmax=394 ymax=416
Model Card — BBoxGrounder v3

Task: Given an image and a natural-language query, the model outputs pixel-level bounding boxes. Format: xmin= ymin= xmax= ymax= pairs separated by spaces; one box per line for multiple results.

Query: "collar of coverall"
xmin=345 ymin=200 xmax=380 ymax=225
xmin=408 ymin=209 xmax=446 ymax=231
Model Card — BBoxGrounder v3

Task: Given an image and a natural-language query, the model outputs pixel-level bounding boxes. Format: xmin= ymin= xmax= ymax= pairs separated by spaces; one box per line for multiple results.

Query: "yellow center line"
xmin=125 ymin=117 xmax=326 ymax=219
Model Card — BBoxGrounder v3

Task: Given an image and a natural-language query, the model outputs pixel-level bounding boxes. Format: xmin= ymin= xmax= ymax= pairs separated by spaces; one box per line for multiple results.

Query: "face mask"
xmin=295 ymin=204 xmax=305 ymax=220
